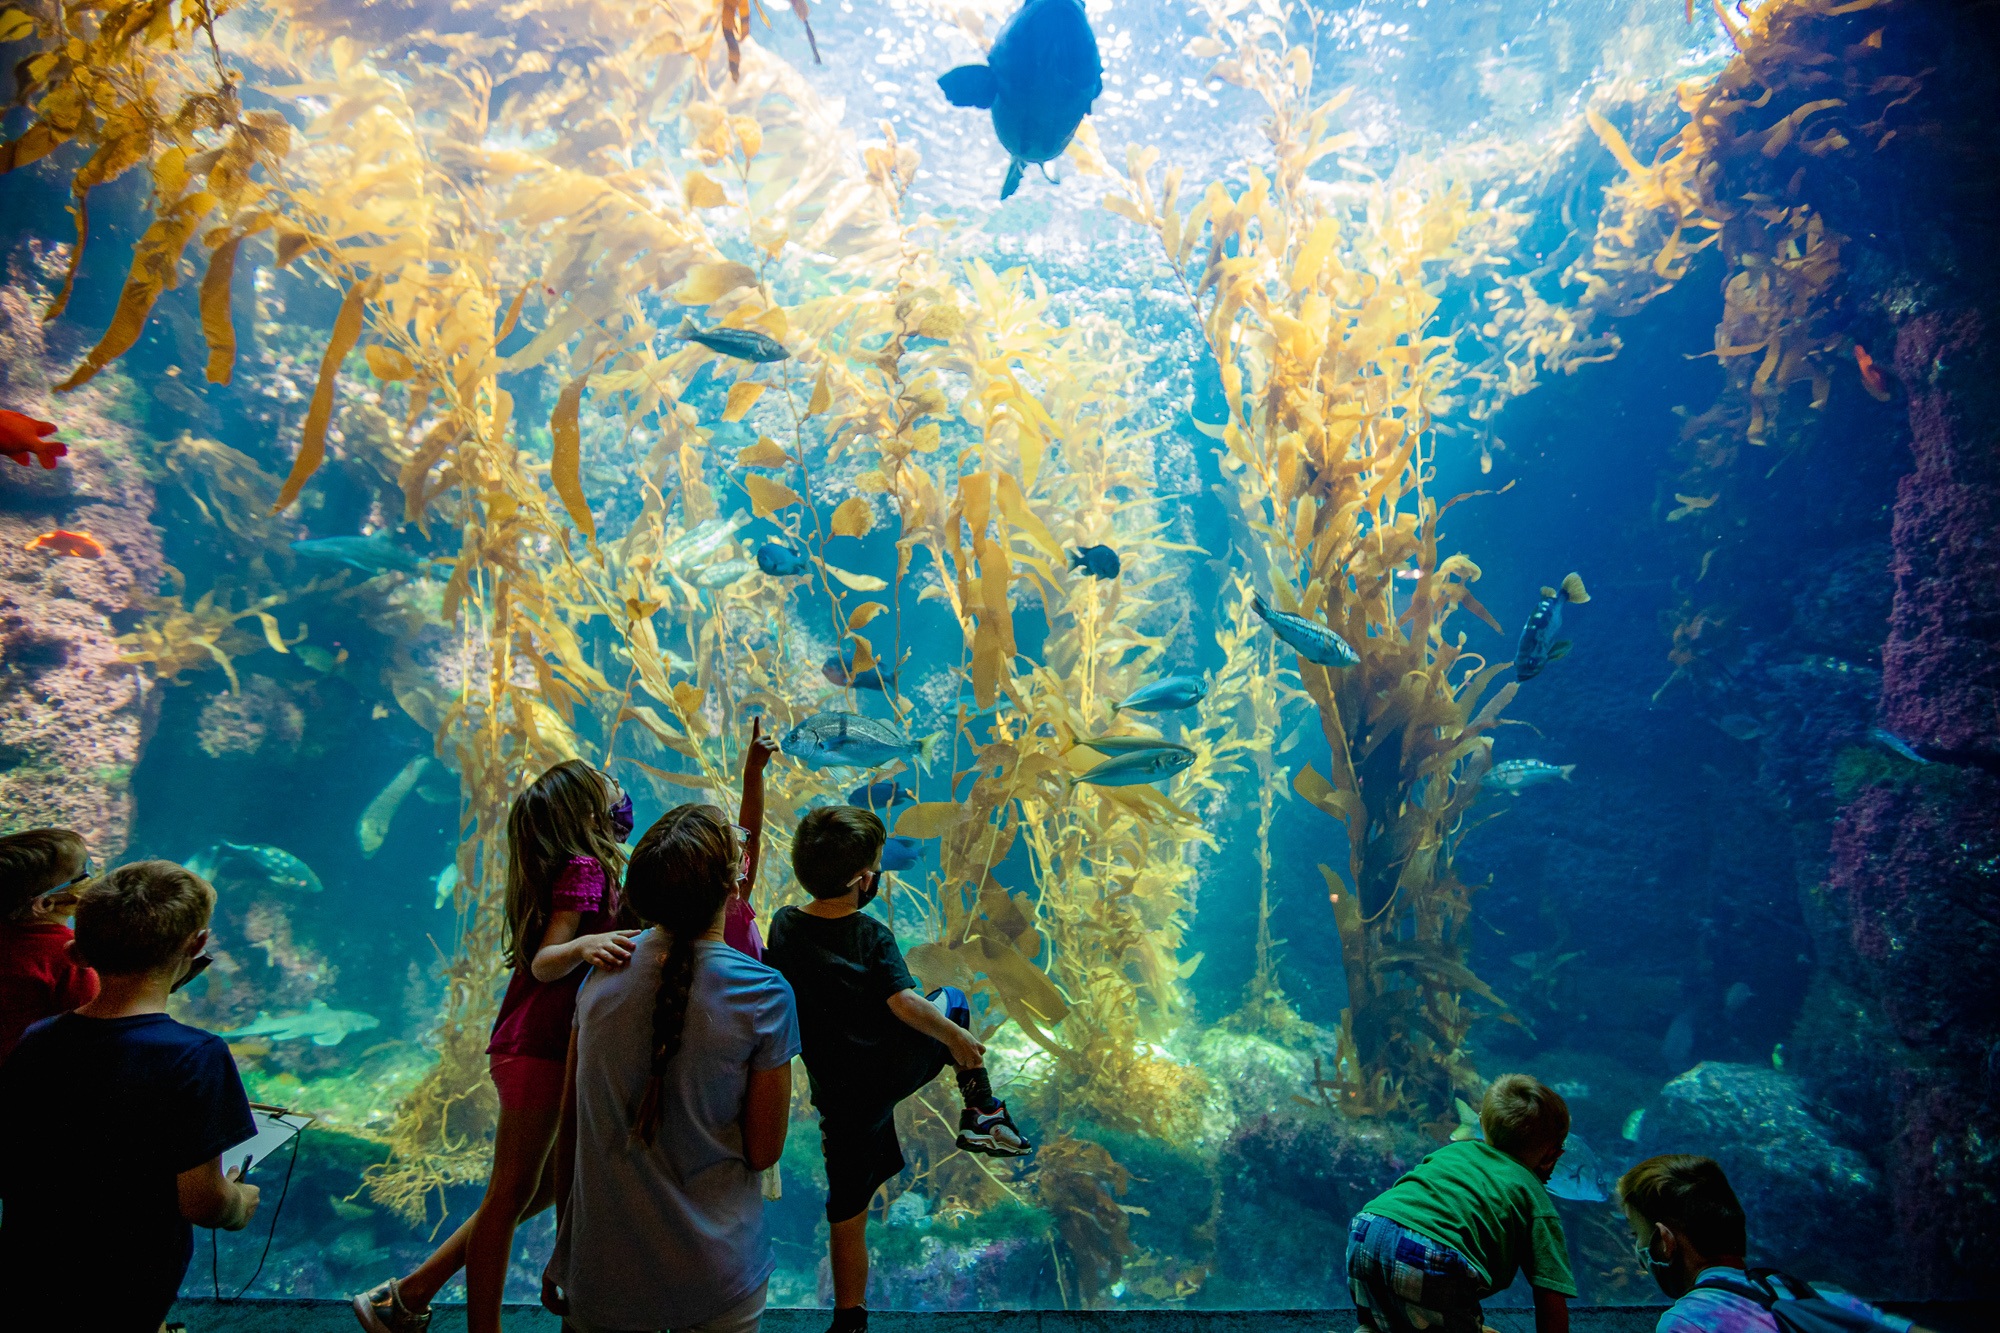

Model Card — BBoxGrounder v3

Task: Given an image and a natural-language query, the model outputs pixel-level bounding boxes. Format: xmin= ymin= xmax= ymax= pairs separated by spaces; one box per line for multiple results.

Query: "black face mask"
xmin=856 ymin=870 xmax=880 ymax=908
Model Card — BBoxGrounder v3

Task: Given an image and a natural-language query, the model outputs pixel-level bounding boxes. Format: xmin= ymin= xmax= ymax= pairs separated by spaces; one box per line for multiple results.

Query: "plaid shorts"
xmin=1346 ymin=1212 xmax=1487 ymax=1333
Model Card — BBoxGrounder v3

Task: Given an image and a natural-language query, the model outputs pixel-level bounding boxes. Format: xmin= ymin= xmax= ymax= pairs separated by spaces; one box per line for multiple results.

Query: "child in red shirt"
xmin=0 ymin=828 xmax=99 ymax=1064
xmin=355 ymin=760 xmax=636 ymax=1333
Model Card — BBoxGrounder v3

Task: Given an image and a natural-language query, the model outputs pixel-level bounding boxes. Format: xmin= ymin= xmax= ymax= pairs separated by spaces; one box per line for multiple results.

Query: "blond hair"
xmin=0 ymin=828 xmax=88 ymax=918
xmin=1479 ymin=1073 xmax=1570 ymax=1155
xmin=73 ymin=861 xmax=214 ymax=975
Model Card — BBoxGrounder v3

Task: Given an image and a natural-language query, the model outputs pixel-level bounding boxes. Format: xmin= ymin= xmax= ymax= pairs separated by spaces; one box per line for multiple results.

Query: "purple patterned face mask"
xmin=609 ymin=792 xmax=635 ymax=842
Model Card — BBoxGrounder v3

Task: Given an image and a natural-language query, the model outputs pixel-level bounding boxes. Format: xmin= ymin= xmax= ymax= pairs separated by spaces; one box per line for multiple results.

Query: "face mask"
xmin=1642 ymin=1234 xmax=1682 ymax=1297
xmin=609 ymin=792 xmax=635 ymax=842
xmin=856 ymin=870 xmax=880 ymax=908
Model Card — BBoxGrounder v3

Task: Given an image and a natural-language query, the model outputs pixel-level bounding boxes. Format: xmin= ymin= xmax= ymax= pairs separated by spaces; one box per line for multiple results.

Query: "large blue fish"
xmin=291 ymin=533 xmax=424 ymax=575
xmin=1251 ymin=593 xmax=1359 ymax=668
xmin=1515 ymin=572 xmax=1589 ymax=682
xmin=937 ymin=0 xmax=1103 ymax=201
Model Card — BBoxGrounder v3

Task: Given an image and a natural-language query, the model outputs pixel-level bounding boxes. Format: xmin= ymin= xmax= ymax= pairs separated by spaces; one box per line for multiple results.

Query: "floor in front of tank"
xmin=167 ymin=1300 xmax=1996 ymax=1332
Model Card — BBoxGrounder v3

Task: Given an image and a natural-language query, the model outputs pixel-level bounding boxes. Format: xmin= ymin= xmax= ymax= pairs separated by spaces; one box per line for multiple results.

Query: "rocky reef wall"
xmin=0 ymin=275 xmax=162 ymax=857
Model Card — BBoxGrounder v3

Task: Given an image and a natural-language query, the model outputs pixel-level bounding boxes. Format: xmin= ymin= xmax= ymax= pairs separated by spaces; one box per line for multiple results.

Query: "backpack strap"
xmin=1748 ymin=1268 xmax=1823 ymax=1302
xmin=1692 ymin=1270 xmax=1779 ymax=1307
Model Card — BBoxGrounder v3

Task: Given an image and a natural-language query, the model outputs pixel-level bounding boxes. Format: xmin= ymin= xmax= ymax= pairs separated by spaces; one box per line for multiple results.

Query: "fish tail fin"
xmin=1560 ymin=764 xmax=1576 ymax=781
xmin=675 ymin=316 xmax=698 ymax=339
xmin=1560 ymin=572 xmax=1590 ymax=603
xmin=938 ymin=63 xmax=999 ymax=110
xmin=1067 ymin=548 xmax=1084 ymax=572
xmin=1252 ymin=592 xmax=1270 ymax=619
xmin=1109 ymin=700 xmax=1123 ymax=717
xmin=1001 ymin=158 xmax=1026 ymax=200
xmin=916 ymin=732 xmax=942 ymax=769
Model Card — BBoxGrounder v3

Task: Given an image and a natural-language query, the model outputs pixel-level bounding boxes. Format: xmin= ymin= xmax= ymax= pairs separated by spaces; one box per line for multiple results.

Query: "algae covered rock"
xmin=1640 ymin=1061 xmax=1889 ymax=1289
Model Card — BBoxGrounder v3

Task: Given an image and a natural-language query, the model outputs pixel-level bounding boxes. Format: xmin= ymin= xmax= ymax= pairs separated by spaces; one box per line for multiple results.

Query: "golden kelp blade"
xmin=273 ymin=276 xmax=378 ymax=512
xmin=550 ymin=373 xmax=596 ymax=541
xmin=200 ymin=231 xmax=245 ymax=384
xmin=55 ymin=192 xmax=215 ymax=393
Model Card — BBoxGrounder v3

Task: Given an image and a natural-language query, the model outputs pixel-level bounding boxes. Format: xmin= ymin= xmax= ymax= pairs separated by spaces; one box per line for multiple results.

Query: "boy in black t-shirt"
xmin=765 ymin=806 xmax=1030 ymax=1333
xmin=0 ymin=860 xmax=260 ymax=1333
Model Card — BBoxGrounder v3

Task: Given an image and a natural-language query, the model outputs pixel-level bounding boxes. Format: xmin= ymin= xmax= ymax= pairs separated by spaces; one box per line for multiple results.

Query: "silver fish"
xmin=678 ymin=318 xmax=790 ymax=363
xmin=1546 ymin=1133 xmax=1609 ymax=1203
xmin=692 ymin=559 xmax=755 ymax=588
xmin=1485 ymin=759 xmax=1575 ymax=793
xmin=782 ymin=711 xmax=938 ymax=770
xmin=1111 ymin=676 xmax=1207 ymax=715
xmin=661 ymin=515 xmax=749 ymax=568
xmin=1251 ymin=594 xmax=1359 ymax=668
xmin=1073 ymin=735 xmax=1193 ymax=759
xmin=1072 ymin=746 xmax=1194 ymax=788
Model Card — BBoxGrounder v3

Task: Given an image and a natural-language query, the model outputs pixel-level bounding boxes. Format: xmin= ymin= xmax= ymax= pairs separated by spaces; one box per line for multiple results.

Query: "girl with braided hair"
xmin=545 ymin=800 xmax=800 ymax=1333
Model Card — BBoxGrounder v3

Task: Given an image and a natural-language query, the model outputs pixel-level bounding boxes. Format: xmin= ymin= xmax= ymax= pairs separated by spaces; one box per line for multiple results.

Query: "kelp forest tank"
xmin=1 ymin=0 xmax=1995 ymax=1312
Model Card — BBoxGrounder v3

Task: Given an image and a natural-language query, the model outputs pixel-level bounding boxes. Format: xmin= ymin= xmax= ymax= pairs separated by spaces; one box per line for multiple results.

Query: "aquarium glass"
xmin=1 ymin=0 xmax=1992 ymax=1313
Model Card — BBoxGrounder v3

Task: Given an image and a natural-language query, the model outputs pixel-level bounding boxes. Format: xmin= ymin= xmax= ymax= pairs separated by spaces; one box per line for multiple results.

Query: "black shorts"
xmin=813 ymin=987 xmax=970 ymax=1221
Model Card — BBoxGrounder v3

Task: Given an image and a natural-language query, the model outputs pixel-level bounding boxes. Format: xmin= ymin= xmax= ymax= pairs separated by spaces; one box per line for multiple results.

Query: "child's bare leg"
xmin=396 ymin=1213 xmax=474 ymax=1309
xmin=462 ymin=1097 xmax=563 ymax=1333
xmin=830 ymin=1210 xmax=870 ymax=1310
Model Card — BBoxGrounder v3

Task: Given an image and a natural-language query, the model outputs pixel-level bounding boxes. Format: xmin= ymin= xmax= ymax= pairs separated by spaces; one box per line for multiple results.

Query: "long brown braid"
xmin=623 ymin=803 xmax=738 ymax=1145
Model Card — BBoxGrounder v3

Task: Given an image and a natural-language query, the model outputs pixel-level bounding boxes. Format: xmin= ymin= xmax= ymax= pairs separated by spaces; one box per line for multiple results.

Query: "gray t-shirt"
xmin=554 ymin=933 xmax=800 ymax=1331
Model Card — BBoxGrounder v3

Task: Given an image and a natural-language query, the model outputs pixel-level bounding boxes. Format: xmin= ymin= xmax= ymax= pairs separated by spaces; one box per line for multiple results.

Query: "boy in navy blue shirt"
xmin=0 ymin=860 xmax=261 ymax=1332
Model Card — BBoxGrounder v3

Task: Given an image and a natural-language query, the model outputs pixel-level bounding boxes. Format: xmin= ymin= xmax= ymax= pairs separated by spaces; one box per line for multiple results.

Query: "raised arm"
xmin=738 ymin=716 xmax=779 ymax=892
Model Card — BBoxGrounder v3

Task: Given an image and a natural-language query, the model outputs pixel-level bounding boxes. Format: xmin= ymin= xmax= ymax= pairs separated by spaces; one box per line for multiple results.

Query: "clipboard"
xmin=224 ymin=1104 xmax=313 ymax=1174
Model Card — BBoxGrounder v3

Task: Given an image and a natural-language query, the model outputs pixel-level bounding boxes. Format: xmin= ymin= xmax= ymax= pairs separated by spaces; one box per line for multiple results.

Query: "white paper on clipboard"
xmin=224 ymin=1105 xmax=312 ymax=1173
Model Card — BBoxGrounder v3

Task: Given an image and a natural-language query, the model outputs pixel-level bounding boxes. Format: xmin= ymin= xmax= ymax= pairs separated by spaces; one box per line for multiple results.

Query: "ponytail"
xmin=624 ymin=803 xmax=739 ymax=1146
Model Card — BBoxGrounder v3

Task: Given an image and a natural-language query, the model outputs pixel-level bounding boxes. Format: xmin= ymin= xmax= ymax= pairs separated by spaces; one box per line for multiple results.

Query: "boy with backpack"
xmin=1617 ymin=1154 xmax=1922 ymax=1333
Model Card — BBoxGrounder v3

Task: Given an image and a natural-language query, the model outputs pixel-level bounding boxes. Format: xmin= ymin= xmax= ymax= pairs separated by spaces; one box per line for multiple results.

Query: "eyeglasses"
xmin=49 ymin=858 xmax=94 ymax=894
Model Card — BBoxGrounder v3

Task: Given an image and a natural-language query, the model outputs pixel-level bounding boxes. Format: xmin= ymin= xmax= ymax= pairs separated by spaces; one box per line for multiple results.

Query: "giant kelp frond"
xmin=1108 ymin=8 xmax=1513 ymax=1123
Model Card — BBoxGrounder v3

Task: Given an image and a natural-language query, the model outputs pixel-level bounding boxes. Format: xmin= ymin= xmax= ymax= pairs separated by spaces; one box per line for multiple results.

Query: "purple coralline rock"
xmin=1821 ymin=305 xmax=2000 ymax=1295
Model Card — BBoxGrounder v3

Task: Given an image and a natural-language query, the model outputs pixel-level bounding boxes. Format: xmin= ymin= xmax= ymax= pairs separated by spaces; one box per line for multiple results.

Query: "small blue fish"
xmin=824 ymin=650 xmax=898 ymax=692
xmin=1073 ymin=736 xmax=1192 ymax=759
xmin=290 ymin=534 xmax=424 ymax=575
xmin=1068 ymin=545 xmax=1121 ymax=579
xmin=879 ymin=836 xmax=925 ymax=873
xmin=1251 ymin=594 xmax=1359 ymax=668
xmin=938 ymin=0 xmax=1103 ymax=200
xmin=1112 ymin=676 xmax=1206 ymax=716
xmin=1485 ymin=759 xmax=1575 ymax=793
xmin=848 ymin=781 xmax=915 ymax=811
xmin=677 ymin=317 xmax=790 ymax=363
xmin=1868 ymin=726 xmax=1929 ymax=765
xmin=757 ymin=541 xmax=810 ymax=576
xmin=1516 ymin=573 xmax=1589 ymax=682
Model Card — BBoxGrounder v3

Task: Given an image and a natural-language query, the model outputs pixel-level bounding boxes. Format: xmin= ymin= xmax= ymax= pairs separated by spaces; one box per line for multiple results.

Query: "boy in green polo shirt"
xmin=1347 ymin=1073 xmax=1578 ymax=1333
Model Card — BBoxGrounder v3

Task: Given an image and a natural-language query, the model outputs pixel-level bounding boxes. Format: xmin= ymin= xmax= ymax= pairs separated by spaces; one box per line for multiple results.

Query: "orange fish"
xmin=23 ymin=529 xmax=104 ymax=559
xmin=1853 ymin=343 xmax=1893 ymax=401
xmin=0 ymin=409 xmax=67 ymax=469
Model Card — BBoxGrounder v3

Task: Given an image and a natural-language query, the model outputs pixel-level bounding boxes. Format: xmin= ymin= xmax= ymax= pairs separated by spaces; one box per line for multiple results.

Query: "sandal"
xmin=353 ymin=1278 xmax=432 ymax=1333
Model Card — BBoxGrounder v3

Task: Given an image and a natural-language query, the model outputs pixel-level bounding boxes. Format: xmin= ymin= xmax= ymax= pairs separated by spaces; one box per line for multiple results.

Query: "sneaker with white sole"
xmin=353 ymin=1279 xmax=431 ymax=1333
xmin=956 ymin=1100 xmax=1032 ymax=1157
